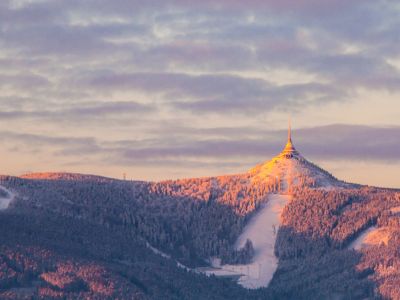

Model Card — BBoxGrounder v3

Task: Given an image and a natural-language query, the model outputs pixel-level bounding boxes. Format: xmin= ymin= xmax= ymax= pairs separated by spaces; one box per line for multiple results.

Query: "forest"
xmin=0 ymin=173 xmax=399 ymax=299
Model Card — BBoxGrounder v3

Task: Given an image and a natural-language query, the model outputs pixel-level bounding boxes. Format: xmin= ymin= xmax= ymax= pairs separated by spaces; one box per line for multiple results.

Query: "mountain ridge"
xmin=0 ymin=127 xmax=399 ymax=299
xmin=15 ymin=129 xmax=358 ymax=191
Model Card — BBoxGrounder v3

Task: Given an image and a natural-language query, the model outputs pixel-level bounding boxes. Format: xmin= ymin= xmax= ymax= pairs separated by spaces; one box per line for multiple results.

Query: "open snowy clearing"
xmin=349 ymin=226 xmax=391 ymax=250
xmin=0 ymin=186 xmax=15 ymax=210
xmin=203 ymin=194 xmax=291 ymax=289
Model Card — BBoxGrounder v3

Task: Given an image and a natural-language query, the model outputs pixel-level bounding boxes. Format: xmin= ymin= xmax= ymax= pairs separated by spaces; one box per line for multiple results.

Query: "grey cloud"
xmin=67 ymin=0 xmax=369 ymax=17
xmin=0 ymin=2 xmax=148 ymax=59
xmin=4 ymin=124 xmax=399 ymax=165
xmin=1 ymin=0 xmax=398 ymax=112
xmin=141 ymin=43 xmax=255 ymax=71
xmin=0 ymin=0 xmax=399 ymax=181
xmin=305 ymin=55 xmax=400 ymax=90
xmin=105 ymin=125 xmax=400 ymax=163
xmin=66 ymin=101 xmax=154 ymax=116
xmin=172 ymin=82 xmax=346 ymax=114
xmin=83 ymin=72 xmax=270 ymax=98
xmin=0 ymin=101 xmax=154 ymax=120
xmin=113 ymin=125 xmax=400 ymax=168
xmin=0 ymin=130 xmax=98 ymax=149
xmin=0 ymin=1 xmax=65 ymax=26
xmin=256 ymin=43 xmax=400 ymax=91
xmin=295 ymin=125 xmax=400 ymax=161
xmin=3 ymin=24 xmax=114 ymax=57
xmin=81 ymin=72 xmax=346 ymax=114
xmin=0 ymin=73 xmax=50 ymax=89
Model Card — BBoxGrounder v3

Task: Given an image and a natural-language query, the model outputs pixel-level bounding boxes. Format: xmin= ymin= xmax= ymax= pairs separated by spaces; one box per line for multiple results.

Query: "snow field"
xmin=204 ymin=194 xmax=291 ymax=289
xmin=0 ymin=186 xmax=15 ymax=210
xmin=349 ymin=226 xmax=392 ymax=250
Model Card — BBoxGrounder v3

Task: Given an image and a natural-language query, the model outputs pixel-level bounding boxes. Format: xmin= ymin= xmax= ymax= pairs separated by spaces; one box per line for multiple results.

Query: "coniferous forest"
xmin=0 ymin=172 xmax=399 ymax=299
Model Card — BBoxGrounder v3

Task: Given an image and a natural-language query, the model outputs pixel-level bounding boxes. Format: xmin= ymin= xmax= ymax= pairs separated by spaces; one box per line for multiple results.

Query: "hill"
xmin=0 ymin=128 xmax=399 ymax=299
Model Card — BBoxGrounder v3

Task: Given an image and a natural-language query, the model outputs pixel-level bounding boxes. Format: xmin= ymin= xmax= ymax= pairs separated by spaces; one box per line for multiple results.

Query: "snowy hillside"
xmin=248 ymin=145 xmax=352 ymax=190
xmin=1 ymin=126 xmax=399 ymax=299
xmin=349 ymin=226 xmax=391 ymax=250
xmin=203 ymin=194 xmax=290 ymax=288
xmin=199 ymin=127 xmax=355 ymax=288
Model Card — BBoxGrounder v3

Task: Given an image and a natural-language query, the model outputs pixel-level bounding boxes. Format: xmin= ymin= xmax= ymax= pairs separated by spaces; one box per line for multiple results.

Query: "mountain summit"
xmin=249 ymin=123 xmax=350 ymax=190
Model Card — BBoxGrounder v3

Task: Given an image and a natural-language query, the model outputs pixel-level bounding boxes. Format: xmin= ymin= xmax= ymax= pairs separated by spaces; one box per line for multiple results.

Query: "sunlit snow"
xmin=349 ymin=226 xmax=391 ymax=250
xmin=200 ymin=127 xmax=346 ymax=289
xmin=221 ymin=194 xmax=290 ymax=289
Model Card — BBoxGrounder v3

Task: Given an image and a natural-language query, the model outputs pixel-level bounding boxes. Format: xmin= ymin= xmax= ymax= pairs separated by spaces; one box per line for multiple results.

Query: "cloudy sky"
xmin=0 ymin=0 xmax=399 ymax=187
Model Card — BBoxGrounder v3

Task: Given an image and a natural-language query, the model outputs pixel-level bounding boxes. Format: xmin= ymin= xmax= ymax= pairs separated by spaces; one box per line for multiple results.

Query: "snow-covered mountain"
xmin=248 ymin=126 xmax=353 ymax=190
xmin=201 ymin=125 xmax=357 ymax=288
xmin=0 ymin=126 xmax=399 ymax=299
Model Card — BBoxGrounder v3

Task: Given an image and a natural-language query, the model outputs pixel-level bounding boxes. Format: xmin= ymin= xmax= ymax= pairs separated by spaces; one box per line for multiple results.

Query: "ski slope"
xmin=204 ymin=194 xmax=290 ymax=289
xmin=199 ymin=132 xmax=347 ymax=288
xmin=235 ymin=194 xmax=290 ymax=288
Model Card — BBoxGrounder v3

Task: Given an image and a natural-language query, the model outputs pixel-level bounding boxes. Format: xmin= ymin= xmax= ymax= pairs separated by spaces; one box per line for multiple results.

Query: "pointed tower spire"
xmin=281 ymin=118 xmax=299 ymax=158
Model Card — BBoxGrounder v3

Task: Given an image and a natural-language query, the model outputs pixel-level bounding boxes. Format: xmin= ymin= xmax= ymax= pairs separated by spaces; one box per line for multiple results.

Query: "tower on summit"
xmin=280 ymin=119 xmax=299 ymax=158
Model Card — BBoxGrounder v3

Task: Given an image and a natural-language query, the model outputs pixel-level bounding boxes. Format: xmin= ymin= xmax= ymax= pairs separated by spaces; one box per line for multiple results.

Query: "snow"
xmin=249 ymin=151 xmax=348 ymax=190
xmin=146 ymin=242 xmax=191 ymax=271
xmin=200 ymin=139 xmax=352 ymax=287
xmin=146 ymin=242 xmax=171 ymax=259
xmin=348 ymin=226 xmax=396 ymax=288
xmin=199 ymin=141 xmax=344 ymax=288
xmin=349 ymin=226 xmax=391 ymax=250
xmin=199 ymin=145 xmax=347 ymax=288
xmin=203 ymin=194 xmax=290 ymax=289
xmin=390 ymin=206 xmax=400 ymax=214
xmin=197 ymin=267 xmax=242 ymax=278
xmin=236 ymin=194 xmax=290 ymax=288
xmin=0 ymin=186 xmax=15 ymax=210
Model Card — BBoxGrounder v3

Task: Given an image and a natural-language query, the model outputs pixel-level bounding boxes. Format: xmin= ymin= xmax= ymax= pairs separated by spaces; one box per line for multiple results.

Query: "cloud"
xmin=0 ymin=73 xmax=50 ymax=89
xmin=173 ymin=82 xmax=345 ymax=114
xmin=2 ymin=125 xmax=399 ymax=166
xmin=109 ymin=125 xmax=400 ymax=164
xmin=79 ymin=71 xmax=346 ymax=114
xmin=0 ymin=101 xmax=154 ymax=120
xmin=0 ymin=0 xmax=399 ymax=183
xmin=0 ymin=130 xmax=99 ymax=152
xmin=2 ymin=0 xmax=399 ymax=109
xmin=141 ymin=42 xmax=255 ymax=71
xmin=296 ymin=125 xmax=400 ymax=161
xmin=64 ymin=0 xmax=368 ymax=16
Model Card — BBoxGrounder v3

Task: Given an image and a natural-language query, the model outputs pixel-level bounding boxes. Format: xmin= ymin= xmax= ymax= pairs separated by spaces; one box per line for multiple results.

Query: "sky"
xmin=0 ymin=0 xmax=399 ymax=187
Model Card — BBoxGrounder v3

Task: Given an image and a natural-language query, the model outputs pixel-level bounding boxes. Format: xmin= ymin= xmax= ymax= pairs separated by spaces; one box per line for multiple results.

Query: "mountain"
xmin=0 ymin=127 xmax=399 ymax=299
xmin=248 ymin=129 xmax=352 ymax=190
